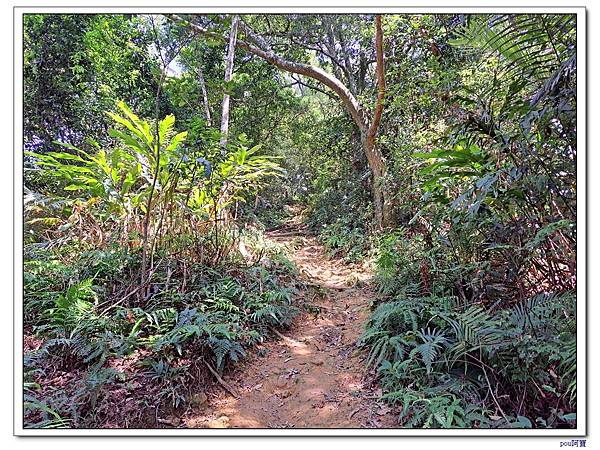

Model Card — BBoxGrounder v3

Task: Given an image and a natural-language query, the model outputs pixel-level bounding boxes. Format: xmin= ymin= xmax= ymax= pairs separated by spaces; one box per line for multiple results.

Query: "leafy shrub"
xmin=360 ymin=292 xmax=576 ymax=428
xmin=319 ymin=220 xmax=370 ymax=262
xmin=23 ymin=223 xmax=300 ymax=427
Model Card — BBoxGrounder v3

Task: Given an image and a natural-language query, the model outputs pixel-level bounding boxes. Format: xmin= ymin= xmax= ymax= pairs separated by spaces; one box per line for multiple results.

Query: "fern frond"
xmin=451 ymin=14 xmax=575 ymax=85
xmin=208 ymin=337 xmax=246 ymax=373
xmin=411 ymin=327 xmax=448 ymax=374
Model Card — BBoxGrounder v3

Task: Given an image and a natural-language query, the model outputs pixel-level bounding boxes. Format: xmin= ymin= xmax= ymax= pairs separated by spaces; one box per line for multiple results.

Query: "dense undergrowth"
xmin=294 ymin=15 xmax=578 ymax=428
xmin=23 ymin=103 xmax=301 ymax=428
xmin=23 ymin=12 xmax=578 ymax=430
xmin=360 ymin=232 xmax=576 ymax=428
xmin=24 ymin=236 xmax=299 ymax=428
xmin=359 ymin=16 xmax=577 ymax=428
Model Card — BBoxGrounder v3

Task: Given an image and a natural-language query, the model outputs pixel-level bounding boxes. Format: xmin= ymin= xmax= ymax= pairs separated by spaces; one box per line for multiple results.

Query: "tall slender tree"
xmin=196 ymin=42 xmax=212 ymax=126
xmin=171 ymin=14 xmax=393 ymax=229
xmin=219 ymin=15 xmax=240 ymax=149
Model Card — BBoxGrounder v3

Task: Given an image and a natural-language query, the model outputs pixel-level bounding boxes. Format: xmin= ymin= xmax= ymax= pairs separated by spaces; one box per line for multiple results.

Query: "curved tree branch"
xmin=169 ymin=13 xmax=392 ymax=228
xmin=289 ymin=74 xmax=338 ymax=100
xmin=170 ymin=14 xmax=369 ymax=133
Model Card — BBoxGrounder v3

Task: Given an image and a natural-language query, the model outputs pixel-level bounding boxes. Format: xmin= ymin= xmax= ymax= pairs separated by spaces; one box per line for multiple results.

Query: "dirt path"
xmin=183 ymin=224 xmax=398 ymax=429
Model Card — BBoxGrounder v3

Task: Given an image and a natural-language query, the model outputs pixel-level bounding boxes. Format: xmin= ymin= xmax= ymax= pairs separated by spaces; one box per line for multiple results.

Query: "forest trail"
xmin=183 ymin=218 xmax=398 ymax=429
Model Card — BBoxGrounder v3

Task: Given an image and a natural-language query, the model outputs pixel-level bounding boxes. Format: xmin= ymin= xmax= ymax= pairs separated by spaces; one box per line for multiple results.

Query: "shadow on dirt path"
xmin=183 ymin=219 xmax=398 ymax=429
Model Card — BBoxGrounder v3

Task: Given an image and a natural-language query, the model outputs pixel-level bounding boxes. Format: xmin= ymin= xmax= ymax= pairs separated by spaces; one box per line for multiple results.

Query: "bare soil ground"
xmin=182 ymin=224 xmax=399 ymax=429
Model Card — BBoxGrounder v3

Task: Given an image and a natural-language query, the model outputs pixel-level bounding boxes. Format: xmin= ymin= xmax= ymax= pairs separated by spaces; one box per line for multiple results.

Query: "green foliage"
xmin=362 ymin=13 xmax=576 ymax=429
xmin=388 ymin=391 xmax=488 ymax=428
xmin=24 ymin=94 xmax=293 ymax=427
xmin=23 ymin=12 xmax=578 ymax=430
xmin=46 ymin=279 xmax=97 ymax=333
xmin=361 ymin=291 xmax=576 ymax=428
xmin=24 ymin=392 xmax=71 ymax=429
xmin=24 ymin=234 xmax=299 ymax=427
xmin=23 ymin=14 xmax=160 ymax=151
xmin=319 ymin=220 xmax=370 ymax=262
xmin=450 ymin=14 xmax=576 ymax=85
xmin=26 ymin=101 xmax=187 ymax=225
xmin=26 ymin=101 xmax=284 ymax=263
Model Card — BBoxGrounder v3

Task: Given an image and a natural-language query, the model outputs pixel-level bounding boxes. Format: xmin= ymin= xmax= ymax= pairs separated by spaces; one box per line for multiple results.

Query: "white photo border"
xmin=13 ymin=3 xmax=587 ymax=437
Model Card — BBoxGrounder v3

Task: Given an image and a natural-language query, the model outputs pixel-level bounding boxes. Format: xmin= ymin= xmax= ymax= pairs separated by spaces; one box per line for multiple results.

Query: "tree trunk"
xmin=171 ymin=14 xmax=393 ymax=229
xmin=364 ymin=15 xmax=394 ymax=229
xmin=219 ymin=15 xmax=239 ymax=149
xmin=196 ymin=44 xmax=212 ymax=126
xmin=361 ymin=134 xmax=394 ymax=230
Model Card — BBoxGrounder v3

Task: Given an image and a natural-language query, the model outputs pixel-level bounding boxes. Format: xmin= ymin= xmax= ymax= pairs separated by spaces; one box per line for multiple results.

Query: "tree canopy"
xmin=22 ymin=13 xmax=578 ymax=431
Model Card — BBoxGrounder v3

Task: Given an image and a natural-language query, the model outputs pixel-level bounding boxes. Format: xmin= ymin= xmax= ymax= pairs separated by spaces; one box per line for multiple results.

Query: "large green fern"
xmin=451 ymin=14 xmax=575 ymax=85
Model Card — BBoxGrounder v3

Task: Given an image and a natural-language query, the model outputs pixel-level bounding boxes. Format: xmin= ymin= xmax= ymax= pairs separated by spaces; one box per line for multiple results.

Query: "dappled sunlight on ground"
xmin=182 ymin=224 xmax=398 ymax=429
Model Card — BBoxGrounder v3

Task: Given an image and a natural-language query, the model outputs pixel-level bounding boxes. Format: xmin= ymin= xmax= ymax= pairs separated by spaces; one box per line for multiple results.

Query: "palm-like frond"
xmin=561 ymin=339 xmax=577 ymax=405
xmin=411 ymin=327 xmax=448 ymax=374
xmin=451 ymin=14 xmax=576 ymax=85
xmin=508 ymin=291 xmax=574 ymax=334
xmin=445 ymin=305 xmax=505 ymax=361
